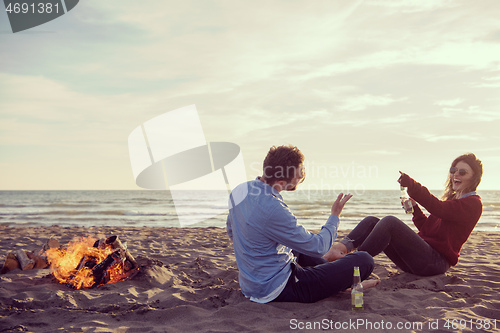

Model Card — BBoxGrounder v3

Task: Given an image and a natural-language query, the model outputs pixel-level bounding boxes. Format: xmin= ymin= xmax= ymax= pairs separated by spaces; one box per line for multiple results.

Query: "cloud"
xmin=419 ymin=42 xmax=500 ymax=70
xmin=435 ymin=105 xmax=500 ymax=121
xmin=338 ymin=94 xmax=404 ymax=112
xmin=435 ymin=98 xmax=464 ymax=107
xmin=368 ymin=0 xmax=458 ymax=13
xmin=366 ymin=150 xmax=401 ymax=156
xmin=0 ymin=73 xmax=161 ymax=147
xmin=471 ymin=75 xmax=500 ymax=88
xmin=422 ymin=134 xmax=481 ymax=142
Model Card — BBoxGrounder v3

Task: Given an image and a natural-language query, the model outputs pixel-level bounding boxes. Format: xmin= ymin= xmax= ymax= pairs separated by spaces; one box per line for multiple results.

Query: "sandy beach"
xmin=0 ymin=226 xmax=499 ymax=333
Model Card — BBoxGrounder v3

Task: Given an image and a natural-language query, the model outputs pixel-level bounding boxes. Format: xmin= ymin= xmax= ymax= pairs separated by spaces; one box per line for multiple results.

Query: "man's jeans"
xmin=273 ymin=251 xmax=374 ymax=303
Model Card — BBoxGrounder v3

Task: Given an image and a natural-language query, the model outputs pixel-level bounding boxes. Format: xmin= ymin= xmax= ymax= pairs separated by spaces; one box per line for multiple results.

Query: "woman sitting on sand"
xmin=324 ymin=153 xmax=483 ymax=276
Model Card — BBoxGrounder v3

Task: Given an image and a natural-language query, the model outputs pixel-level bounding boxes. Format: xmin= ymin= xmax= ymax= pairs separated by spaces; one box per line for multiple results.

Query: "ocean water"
xmin=0 ymin=190 xmax=499 ymax=231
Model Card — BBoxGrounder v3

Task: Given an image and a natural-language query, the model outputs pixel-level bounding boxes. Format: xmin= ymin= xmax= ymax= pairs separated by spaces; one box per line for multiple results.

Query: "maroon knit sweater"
xmin=401 ymin=174 xmax=482 ymax=266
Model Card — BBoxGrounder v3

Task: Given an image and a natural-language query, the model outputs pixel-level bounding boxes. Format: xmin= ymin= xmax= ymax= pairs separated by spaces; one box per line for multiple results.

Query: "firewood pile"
xmin=0 ymin=238 xmax=58 ymax=274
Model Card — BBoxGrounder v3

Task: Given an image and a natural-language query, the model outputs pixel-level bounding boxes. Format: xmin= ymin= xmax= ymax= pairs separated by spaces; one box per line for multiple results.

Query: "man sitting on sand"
xmin=226 ymin=144 xmax=379 ymax=303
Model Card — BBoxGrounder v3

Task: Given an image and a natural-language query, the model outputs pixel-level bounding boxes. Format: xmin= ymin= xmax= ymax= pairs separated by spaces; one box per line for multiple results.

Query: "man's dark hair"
xmin=262 ymin=145 xmax=304 ymax=185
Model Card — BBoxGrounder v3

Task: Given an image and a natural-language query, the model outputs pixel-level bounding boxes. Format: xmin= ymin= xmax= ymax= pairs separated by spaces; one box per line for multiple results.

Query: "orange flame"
xmin=44 ymin=236 xmax=136 ymax=289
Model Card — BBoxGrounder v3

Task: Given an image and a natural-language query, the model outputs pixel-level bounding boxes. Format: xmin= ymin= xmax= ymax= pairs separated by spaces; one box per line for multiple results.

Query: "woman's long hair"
xmin=442 ymin=153 xmax=483 ymax=200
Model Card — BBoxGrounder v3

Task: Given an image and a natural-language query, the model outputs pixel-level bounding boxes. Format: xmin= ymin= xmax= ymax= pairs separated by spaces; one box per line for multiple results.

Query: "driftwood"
xmin=0 ymin=253 xmax=20 ymax=274
xmin=15 ymin=250 xmax=34 ymax=270
xmin=1 ymin=250 xmax=47 ymax=274
xmin=27 ymin=251 xmax=49 ymax=269
xmin=35 ymin=238 xmax=60 ymax=269
xmin=42 ymin=238 xmax=60 ymax=252
xmin=105 ymin=236 xmax=137 ymax=270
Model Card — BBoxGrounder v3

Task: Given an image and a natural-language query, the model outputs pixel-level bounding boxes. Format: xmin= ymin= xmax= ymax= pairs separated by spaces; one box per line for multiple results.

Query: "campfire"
xmin=0 ymin=235 xmax=139 ymax=289
xmin=45 ymin=235 xmax=139 ymax=289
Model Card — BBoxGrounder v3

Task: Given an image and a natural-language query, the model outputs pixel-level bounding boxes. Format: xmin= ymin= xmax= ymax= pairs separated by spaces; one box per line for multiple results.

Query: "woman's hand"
xmin=401 ymin=197 xmax=417 ymax=209
xmin=331 ymin=193 xmax=353 ymax=216
xmin=398 ymin=171 xmax=412 ymax=187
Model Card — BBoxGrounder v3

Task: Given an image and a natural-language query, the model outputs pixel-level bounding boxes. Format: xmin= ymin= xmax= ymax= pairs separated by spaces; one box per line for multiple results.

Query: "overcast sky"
xmin=1 ymin=0 xmax=499 ymax=191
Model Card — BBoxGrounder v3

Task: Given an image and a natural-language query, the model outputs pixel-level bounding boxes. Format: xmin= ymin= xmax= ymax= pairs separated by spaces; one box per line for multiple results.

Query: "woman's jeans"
xmin=273 ymin=251 xmax=374 ymax=303
xmin=340 ymin=216 xmax=450 ymax=276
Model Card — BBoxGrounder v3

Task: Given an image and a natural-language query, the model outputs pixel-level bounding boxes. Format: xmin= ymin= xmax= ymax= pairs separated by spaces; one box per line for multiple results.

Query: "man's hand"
xmin=331 ymin=193 xmax=353 ymax=216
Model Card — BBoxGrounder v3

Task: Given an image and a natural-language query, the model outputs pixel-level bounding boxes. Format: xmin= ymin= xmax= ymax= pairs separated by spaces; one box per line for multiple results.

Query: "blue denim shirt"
xmin=226 ymin=178 xmax=339 ymax=301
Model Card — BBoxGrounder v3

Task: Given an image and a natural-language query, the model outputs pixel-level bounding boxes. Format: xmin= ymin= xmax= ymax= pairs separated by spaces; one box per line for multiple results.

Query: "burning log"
xmin=90 ymin=248 xmax=125 ymax=287
xmin=93 ymin=239 xmax=105 ymax=249
xmin=64 ymin=255 xmax=98 ymax=289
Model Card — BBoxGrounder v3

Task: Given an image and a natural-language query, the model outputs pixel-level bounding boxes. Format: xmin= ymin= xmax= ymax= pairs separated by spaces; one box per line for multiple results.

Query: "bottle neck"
xmin=353 ymin=267 xmax=361 ymax=284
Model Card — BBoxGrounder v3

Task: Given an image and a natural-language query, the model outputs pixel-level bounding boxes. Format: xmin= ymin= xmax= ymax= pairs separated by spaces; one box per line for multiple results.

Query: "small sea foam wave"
xmin=3 ymin=210 xmax=169 ymax=217
xmin=0 ymin=204 xmax=28 ymax=208
xmin=483 ymin=203 xmax=500 ymax=211
xmin=48 ymin=202 xmax=98 ymax=208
